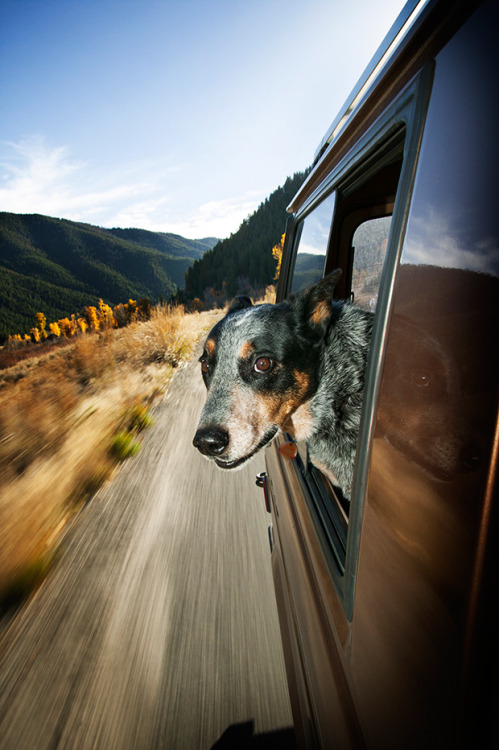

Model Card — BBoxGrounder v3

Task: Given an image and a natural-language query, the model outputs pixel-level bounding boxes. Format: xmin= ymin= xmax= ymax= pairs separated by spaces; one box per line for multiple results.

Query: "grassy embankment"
xmin=0 ymin=304 xmax=222 ymax=611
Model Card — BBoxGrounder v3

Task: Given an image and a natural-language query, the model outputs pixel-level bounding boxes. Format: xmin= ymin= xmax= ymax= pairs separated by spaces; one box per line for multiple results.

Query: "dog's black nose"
xmin=193 ymin=426 xmax=229 ymax=457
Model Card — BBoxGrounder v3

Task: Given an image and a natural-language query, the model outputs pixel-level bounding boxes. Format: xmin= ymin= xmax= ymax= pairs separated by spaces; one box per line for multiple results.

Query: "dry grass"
xmin=0 ymin=305 xmax=221 ymax=609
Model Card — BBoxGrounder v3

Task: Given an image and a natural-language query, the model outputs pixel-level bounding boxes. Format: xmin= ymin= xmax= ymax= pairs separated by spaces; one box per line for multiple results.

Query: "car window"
xmin=351 ymin=216 xmax=392 ymax=312
xmin=290 ymin=192 xmax=336 ymax=294
xmin=285 ymin=135 xmax=404 ymax=581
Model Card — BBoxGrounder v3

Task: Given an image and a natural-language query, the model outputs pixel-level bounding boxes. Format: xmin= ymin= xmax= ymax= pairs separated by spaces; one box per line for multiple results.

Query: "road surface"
xmin=0 ymin=351 xmax=294 ymax=749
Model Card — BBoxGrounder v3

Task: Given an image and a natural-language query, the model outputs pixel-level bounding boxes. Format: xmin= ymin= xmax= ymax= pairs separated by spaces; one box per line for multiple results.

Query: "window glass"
xmin=351 ymin=215 xmax=392 ymax=311
xmin=291 ymin=192 xmax=336 ymax=293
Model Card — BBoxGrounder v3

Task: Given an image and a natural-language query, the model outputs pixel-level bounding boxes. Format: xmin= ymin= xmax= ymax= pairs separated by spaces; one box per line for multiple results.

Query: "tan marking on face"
xmin=280 ymin=371 xmax=313 ymax=438
xmin=205 ymin=338 xmax=216 ymax=356
xmin=311 ymin=300 xmax=330 ymax=326
xmin=255 ymin=369 xmax=311 ymax=430
xmin=239 ymin=340 xmax=254 ymax=359
xmin=293 ymin=370 xmax=310 ymax=396
xmin=283 ymin=401 xmax=314 ymax=440
xmin=224 ymin=370 xmax=312 ymax=460
xmin=225 ymin=385 xmax=290 ymax=460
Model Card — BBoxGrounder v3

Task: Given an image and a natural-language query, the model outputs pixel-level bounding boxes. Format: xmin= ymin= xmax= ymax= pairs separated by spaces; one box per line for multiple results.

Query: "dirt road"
xmin=0 ymin=352 xmax=293 ymax=749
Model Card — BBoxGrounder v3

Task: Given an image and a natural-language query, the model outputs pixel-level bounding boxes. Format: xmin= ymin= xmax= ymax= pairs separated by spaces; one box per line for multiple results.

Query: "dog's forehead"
xmin=231 ymin=303 xmax=272 ymax=328
xmin=225 ymin=304 xmax=278 ymax=345
xmin=207 ymin=304 xmax=275 ymax=349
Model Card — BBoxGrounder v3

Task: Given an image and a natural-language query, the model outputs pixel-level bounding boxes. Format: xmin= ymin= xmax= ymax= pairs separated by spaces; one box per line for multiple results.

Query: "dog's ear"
xmin=294 ymin=270 xmax=342 ymax=336
xmin=228 ymin=295 xmax=253 ymax=314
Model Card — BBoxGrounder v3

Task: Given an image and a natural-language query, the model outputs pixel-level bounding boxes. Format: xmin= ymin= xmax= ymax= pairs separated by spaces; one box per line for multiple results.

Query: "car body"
xmin=260 ymin=0 xmax=499 ymax=747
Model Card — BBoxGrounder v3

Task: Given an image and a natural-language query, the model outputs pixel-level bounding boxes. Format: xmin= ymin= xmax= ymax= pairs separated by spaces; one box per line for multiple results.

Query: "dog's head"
xmin=192 ymin=271 xmax=341 ymax=470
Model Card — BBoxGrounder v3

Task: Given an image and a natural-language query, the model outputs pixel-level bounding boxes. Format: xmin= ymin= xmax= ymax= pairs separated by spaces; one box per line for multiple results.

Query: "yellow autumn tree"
xmin=99 ymin=299 xmax=116 ymax=329
xmin=49 ymin=321 xmax=61 ymax=337
xmin=84 ymin=306 xmax=100 ymax=332
xmin=34 ymin=312 xmax=47 ymax=341
xmin=58 ymin=317 xmax=74 ymax=338
xmin=272 ymin=233 xmax=285 ymax=281
xmin=77 ymin=317 xmax=88 ymax=334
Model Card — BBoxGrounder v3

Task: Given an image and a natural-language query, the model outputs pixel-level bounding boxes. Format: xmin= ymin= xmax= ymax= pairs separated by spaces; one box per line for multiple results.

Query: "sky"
xmin=0 ymin=0 xmax=406 ymax=240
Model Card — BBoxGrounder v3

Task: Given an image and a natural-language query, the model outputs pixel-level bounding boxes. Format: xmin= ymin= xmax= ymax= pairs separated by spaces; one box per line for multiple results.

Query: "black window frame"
xmin=275 ymin=62 xmax=434 ymax=619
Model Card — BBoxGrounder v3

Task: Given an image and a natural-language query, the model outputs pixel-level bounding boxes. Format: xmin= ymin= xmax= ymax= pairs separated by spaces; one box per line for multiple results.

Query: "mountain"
xmin=107 ymin=227 xmax=217 ymax=257
xmin=181 ymin=170 xmax=308 ymax=304
xmin=0 ymin=212 xmax=216 ymax=338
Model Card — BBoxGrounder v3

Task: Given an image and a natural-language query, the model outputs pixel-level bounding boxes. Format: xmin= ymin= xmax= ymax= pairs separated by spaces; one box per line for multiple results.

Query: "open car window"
xmin=285 ymin=129 xmax=405 ymax=586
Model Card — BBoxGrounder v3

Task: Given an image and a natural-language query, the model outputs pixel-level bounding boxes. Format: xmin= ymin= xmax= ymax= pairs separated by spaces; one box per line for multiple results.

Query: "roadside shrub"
xmin=0 ymin=374 xmax=77 ymax=479
xmin=69 ymin=332 xmax=115 ymax=386
xmin=124 ymin=400 xmax=154 ymax=433
xmin=110 ymin=431 xmax=141 ymax=461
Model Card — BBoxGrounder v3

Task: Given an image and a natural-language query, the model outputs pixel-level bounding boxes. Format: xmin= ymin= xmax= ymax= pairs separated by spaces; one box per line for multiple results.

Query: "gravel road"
xmin=0 ymin=351 xmax=294 ymax=749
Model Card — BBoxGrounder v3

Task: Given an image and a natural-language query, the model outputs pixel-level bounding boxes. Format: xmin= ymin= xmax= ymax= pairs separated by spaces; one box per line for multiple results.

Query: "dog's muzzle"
xmin=192 ymin=426 xmax=229 ymax=457
xmin=193 ymin=425 xmax=279 ymax=470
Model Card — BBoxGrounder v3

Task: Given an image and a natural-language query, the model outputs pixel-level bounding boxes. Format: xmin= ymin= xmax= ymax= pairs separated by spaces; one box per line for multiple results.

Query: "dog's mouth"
xmin=214 ymin=427 xmax=278 ymax=470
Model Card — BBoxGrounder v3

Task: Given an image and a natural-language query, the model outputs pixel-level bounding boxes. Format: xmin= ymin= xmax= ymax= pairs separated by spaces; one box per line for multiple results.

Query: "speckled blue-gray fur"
xmin=193 ymin=271 xmax=373 ymax=498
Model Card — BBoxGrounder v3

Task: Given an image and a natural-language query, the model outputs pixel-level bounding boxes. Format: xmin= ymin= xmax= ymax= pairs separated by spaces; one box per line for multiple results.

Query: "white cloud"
xmin=0 ymin=136 xmax=83 ymax=212
xmin=164 ymin=195 xmax=263 ymax=239
xmin=0 ymin=137 xmax=263 ymax=239
xmin=0 ymin=136 xmax=152 ymax=221
xmin=404 ymin=207 xmax=499 ymax=277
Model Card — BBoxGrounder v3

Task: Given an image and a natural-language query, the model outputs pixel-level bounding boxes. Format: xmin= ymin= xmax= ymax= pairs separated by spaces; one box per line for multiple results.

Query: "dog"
xmin=192 ymin=271 xmax=373 ymax=497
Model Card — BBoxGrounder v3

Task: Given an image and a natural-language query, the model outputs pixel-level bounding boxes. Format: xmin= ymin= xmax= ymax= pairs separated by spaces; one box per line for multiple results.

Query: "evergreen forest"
xmin=0 ymin=169 xmax=308 ymax=341
xmin=0 ymin=212 xmax=215 ymax=340
xmin=181 ymin=171 xmax=308 ymax=305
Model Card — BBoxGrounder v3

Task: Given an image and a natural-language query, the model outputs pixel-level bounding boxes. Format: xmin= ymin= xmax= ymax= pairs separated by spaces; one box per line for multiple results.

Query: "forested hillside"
xmin=0 ymin=170 xmax=308 ymax=338
xmin=0 ymin=213 xmax=215 ymax=338
xmin=182 ymin=171 xmax=308 ymax=304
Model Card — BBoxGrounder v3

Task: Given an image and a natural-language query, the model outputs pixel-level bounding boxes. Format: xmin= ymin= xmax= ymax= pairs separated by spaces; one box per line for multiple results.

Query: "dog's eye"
xmin=253 ymin=357 xmax=273 ymax=374
xmin=201 ymin=358 xmax=210 ymax=374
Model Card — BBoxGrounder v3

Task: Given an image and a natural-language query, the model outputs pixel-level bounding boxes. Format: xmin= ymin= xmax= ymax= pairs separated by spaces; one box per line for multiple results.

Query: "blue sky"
xmin=0 ymin=0 xmax=405 ymax=239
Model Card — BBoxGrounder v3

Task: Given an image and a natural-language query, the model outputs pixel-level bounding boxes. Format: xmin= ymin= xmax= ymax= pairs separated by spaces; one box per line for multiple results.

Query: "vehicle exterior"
xmin=259 ymin=1 xmax=498 ymax=747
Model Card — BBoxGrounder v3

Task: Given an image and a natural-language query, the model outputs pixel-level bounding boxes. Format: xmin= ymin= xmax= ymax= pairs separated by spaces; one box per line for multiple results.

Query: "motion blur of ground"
xmin=0 ymin=305 xmax=220 ymax=609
